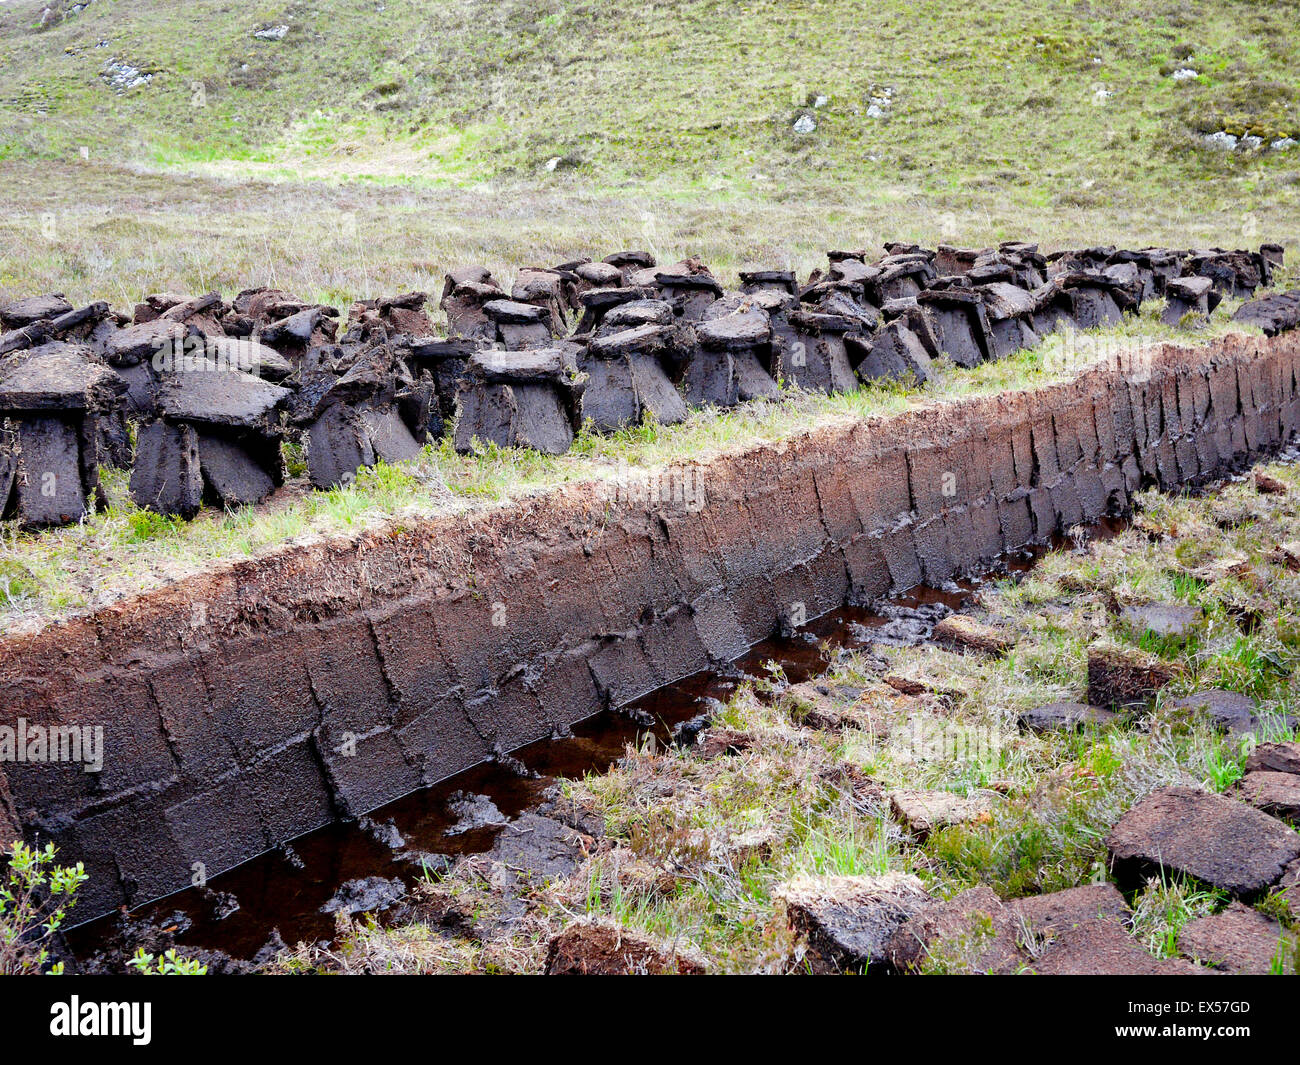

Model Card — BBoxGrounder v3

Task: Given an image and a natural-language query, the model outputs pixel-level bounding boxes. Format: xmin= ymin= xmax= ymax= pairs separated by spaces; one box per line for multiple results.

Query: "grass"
xmin=0 ymin=0 xmax=1298 ymax=309
xmin=274 ymin=454 xmax=1300 ymax=973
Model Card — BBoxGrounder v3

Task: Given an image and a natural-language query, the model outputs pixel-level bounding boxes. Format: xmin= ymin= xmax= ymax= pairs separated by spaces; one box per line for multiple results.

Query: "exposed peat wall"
xmin=3 ymin=332 xmax=1298 ymax=920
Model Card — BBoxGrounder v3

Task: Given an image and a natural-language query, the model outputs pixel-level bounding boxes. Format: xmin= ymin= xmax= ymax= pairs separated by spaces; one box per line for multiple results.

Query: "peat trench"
xmin=66 ymin=521 xmax=1121 ymax=969
xmin=9 ymin=330 xmax=1300 ymax=960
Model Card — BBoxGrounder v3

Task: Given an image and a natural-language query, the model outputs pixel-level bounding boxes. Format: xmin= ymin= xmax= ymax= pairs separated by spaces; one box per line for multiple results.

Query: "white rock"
xmin=253 ymin=24 xmax=289 ymax=40
xmin=793 ymin=115 xmax=816 ymax=134
xmin=1272 ymin=138 xmax=1297 ymax=151
xmin=544 ymin=156 xmax=561 ymax=171
xmin=813 ymin=95 xmax=828 ymax=109
xmin=865 ymin=104 xmax=884 ymax=119
xmin=1204 ymin=131 xmax=1238 ymax=151
xmin=1241 ymin=134 xmax=1263 ymax=150
xmin=1172 ymin=67 xmax=1199 ymax=81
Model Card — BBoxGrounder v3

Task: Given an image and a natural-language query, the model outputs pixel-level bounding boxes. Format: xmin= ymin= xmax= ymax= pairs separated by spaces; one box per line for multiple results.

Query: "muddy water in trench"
xmin=67 ymin=520 xmax=1126 ymax=965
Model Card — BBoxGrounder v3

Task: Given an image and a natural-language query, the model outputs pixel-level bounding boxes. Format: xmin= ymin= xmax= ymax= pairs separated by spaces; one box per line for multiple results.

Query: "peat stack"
xmin=916 ymin=287 xmax=994 ymax=367
xmin=439 ymin=267 xmax=504 ymax=341
xmin=1162 ymin=276 xmax=1222 ymax=327
xmin=695 ymin=299 xmax=781 ymax=402
xmin=581 ymin=323 xmax=690 ymax=432
xmin=131 ymin=361 xmax=291 ymax=515
xmin=0 ymin=342 xmax=125 ymax=527
xmin=1232 ymin=290 xmax=1300 ymax=336
xmin=453 ymin=348 xmax=584 ymax=455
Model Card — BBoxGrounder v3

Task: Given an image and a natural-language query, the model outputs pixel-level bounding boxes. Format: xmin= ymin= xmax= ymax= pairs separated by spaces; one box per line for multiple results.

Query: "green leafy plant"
xmin=127 ymin=947 xmax=208 ymax=975
xmin=0 ymin=840 xmax=88 ymax=974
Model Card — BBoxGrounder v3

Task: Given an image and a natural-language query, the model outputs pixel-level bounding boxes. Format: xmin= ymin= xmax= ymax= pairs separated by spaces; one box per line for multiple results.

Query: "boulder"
xmin=1106 ymin=786 xmax=1300 ymax=896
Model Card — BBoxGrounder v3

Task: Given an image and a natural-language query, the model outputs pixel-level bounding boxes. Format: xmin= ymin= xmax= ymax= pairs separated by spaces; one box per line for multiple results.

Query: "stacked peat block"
xmin=440 ymin=267 xmax=505 ymax=341
xmin=768 ymin=302 xmax=861 ymax=394
xmin=691 ymin=297 xmax=781 ymax=404
xmin=1106 ymin=248 xmax=1186 ymax=300
xmin=1054 ymin=271 xmax=1141 ymax=329
xmin=130 ymin=357 xmax=291 ymax=516
xmin=915 ymin=286 xmax=994 ymax=368
xmin=847 ymin=316 xmax=935 ymax=385
xmin=402 ymin=336 xmax=479 ymax=440
xmin=1233 ymin=290 xmax=1300 ymax=336
xmin=634 ymin=257 xmax=724 ymax=322
xmin=739 ymin=269 xmax=798 ymax=297
xmin=0 ymin=294 xmax=130 ymax=468
xmin=287 ymin=340 xmax=426 ymax=489
xmin=0 ymin=342 xmax=125 ymax=527
xmin=453 ymin=348 xmax=584 ymax=455
xmin=1188 ymin=248 xmax=1273 ymax=299
xmin=482 ymin=298 xmax=556 ymax=350
xmin=580 ymin=321 xmax=691 ymax=431
xmin=346 ymin=291 xmax=434 ymax=339
xmin=1162 ymin=276 xmax=1222 ymax=326
xmin=974 ymin=281 xmax=1041 ymax=358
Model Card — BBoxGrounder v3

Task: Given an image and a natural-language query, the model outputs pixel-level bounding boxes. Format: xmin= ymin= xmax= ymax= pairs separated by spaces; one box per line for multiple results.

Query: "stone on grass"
xmin=889 ymin=789 xmax=993 ymax=837
xmin=1018 ymin=701 xmax=1118 ymax=733
xmin=545 ymin=919 xmax=705 ymax=975
xmin=779 ymin=872 xmax=930 ymax=973
xmin=1106 ymin=786 xmax=1300 ymax=897
xmin=1086 ymin=644 xmax=1179 ymax=710
xmin=1177 ymin=901 xmax=1295 ymax=974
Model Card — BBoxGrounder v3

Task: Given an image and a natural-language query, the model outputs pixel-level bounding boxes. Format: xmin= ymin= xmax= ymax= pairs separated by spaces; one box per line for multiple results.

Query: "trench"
xmin=6 ymin=330 xmax=1300 ymax=947
xmin=63 ymin=518 xmax=1135 ymax=966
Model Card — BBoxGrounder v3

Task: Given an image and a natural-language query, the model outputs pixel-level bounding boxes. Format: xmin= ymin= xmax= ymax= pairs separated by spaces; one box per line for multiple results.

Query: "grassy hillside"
xmin=0 ymin=0 xmax=1297 ymax=307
